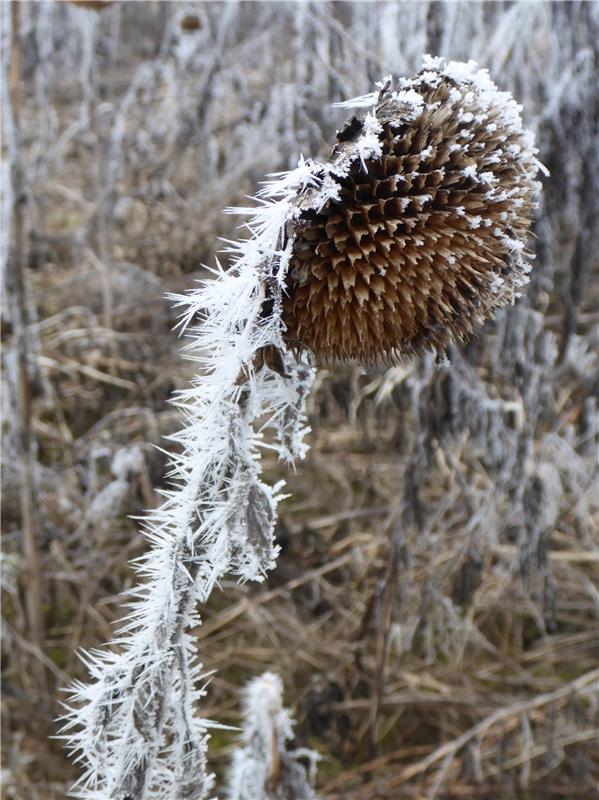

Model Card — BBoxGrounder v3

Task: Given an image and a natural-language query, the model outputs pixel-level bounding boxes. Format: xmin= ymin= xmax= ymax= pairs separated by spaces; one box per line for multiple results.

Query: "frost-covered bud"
xmin=282 ymin=57 xmax=545 ymax=363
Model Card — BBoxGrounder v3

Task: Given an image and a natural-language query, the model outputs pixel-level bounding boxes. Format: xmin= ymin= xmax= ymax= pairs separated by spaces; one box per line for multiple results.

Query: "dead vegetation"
xmin=1 ymin=2 xmax=598 ymax=798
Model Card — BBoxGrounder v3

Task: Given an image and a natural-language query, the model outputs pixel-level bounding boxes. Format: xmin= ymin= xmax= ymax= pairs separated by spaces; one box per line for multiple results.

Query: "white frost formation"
xmin=227 ymin=672 xmax=318 ymax=800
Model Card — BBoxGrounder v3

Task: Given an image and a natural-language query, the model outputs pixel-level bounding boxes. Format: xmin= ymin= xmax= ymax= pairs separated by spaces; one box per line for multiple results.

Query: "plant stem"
xmin=9 ymin=0 xmax=46 ymax=688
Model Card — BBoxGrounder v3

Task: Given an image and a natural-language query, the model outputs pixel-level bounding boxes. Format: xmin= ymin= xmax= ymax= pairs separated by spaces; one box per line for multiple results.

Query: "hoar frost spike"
xmin=62 ymin=57 xmax=543 ymax=800
xmin=283 ymin=56 xmax=545 ymax=364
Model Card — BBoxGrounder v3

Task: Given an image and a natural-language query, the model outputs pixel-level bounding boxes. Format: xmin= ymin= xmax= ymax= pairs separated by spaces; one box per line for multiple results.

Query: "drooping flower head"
xmin=282 ymin=56 xmax=545 ymax=364
xmin=61 ymin=58 xmax=544 ymax=799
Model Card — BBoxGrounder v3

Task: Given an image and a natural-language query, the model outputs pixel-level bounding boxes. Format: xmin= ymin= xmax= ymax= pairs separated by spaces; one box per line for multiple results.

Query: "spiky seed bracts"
xmin=282 ymin=57 xmax=545 ymax=364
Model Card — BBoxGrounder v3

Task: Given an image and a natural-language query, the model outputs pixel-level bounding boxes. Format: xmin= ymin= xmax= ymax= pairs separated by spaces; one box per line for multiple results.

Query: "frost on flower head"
xmin=282 ymin=56 xmax=546 ymax=364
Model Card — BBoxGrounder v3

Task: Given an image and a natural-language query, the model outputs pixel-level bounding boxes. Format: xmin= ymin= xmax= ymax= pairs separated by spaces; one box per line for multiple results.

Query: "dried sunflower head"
xmin=282 ymin=58 xmax=544 ymax=365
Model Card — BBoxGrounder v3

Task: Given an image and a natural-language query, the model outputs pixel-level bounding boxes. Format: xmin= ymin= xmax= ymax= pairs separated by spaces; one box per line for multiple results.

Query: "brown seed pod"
xmin=282 ymin=59 xmax=544 ymax=364
xmin=180 ymin=14 xmax=202 ymax=32
xmin=67 ymin=0 xmax=114 ymax=11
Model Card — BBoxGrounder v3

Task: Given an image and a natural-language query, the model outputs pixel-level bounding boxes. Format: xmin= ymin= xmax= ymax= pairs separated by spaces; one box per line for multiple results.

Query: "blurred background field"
xmin=1 ymin=2 xmax=598 ymax=798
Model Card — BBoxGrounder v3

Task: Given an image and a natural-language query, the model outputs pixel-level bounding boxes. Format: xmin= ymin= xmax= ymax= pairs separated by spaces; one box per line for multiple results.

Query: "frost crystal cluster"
xmin=63 ymin=57 xmax=543 ymax=799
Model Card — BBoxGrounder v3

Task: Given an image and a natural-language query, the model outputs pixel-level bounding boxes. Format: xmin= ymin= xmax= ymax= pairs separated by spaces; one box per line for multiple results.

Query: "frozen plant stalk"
xmin=227 ymin=672 xmax=318 ymax=800
xmin=61 ymin=158 xmax=318 ymax=799
xmin=63 ymin=57 xmax=543 ymax=799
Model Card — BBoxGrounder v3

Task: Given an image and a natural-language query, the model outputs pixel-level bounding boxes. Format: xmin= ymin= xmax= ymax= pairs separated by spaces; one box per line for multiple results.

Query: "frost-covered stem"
xmin=5 ymin=1 xmax=45 ymax=686
xmin=65 ymin=345 xmax=313 ymax=797
xmin=73 ymin=9 xmax=114 ymax=331
xmin=92 ymin=390 xmax=259 ymax=799
xmin=194 ymin=1 xmax=236 ymax=128
xmin=63 ymin=159 xmax=318 ymax=794
xmin=227 ymin=672 xmax=318 ymax=800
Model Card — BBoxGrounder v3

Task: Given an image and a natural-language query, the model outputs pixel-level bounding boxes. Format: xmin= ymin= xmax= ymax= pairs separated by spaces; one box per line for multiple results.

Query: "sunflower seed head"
xmin=282 ymin=58 xmax=544 ymax=364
